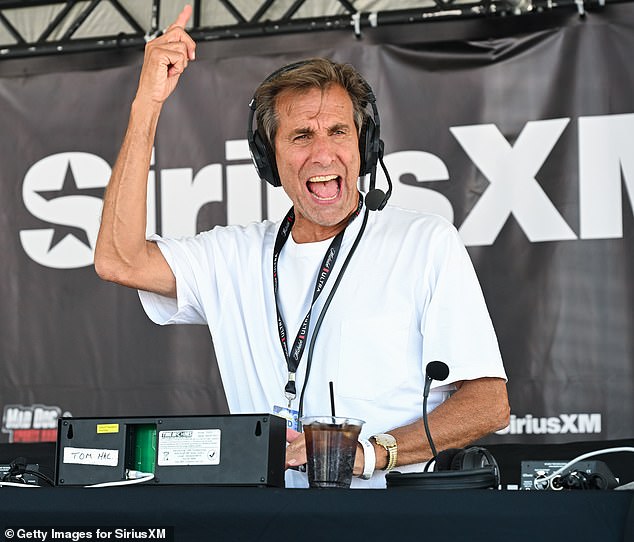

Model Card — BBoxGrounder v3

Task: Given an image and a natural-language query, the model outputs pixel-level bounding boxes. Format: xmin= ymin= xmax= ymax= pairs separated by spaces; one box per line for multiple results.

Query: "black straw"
xmin=329 ymin=381 xmax=336 ymax=417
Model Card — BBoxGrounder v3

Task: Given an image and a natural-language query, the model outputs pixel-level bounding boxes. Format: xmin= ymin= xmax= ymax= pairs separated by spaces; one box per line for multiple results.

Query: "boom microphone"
xmin=365 ymin=189 xmax=387 ymax=211
xmin=364 ymin=141 xmax=393 ymax=211
xmin=385 ymin=360 xmax=500 ymax=489
xmin=423 ymin=361 xmax=449 ymax=460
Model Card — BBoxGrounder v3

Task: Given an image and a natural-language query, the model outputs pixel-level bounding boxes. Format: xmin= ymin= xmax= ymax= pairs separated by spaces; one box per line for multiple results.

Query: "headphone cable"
xmin=297 ymin=204 xmax=371 ymax=425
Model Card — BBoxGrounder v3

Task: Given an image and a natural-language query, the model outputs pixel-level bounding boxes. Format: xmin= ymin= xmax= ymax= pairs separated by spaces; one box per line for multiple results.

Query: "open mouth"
xmin=306 ymin=174 xmax=341 ymax=201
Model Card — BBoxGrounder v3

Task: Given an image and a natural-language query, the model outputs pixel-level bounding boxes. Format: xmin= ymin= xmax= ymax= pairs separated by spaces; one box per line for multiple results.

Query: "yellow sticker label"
xmin=96 ymin=423 xmax=120 ymax=434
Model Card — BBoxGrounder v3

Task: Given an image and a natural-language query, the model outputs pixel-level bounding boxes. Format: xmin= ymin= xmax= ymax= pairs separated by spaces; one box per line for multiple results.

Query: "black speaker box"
xmin=55 ymin=414 xmax=286 ymax=487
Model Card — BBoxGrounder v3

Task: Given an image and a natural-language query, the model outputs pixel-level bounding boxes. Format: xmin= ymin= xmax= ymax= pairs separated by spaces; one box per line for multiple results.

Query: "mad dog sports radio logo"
xmin=1 ymin=404 xmax=70 ymax=443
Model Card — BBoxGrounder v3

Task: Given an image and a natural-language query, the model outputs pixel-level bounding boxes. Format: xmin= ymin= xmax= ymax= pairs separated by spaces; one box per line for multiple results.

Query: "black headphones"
xmin=386 ymin=446 xmax=501 ymax=490
xmin=246 ymin=59 xmax=389 ymax=210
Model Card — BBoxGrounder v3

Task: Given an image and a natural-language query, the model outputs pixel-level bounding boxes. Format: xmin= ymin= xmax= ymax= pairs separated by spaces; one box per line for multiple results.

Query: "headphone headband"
xmin=246 ymin=59 xmax=383 ymax=192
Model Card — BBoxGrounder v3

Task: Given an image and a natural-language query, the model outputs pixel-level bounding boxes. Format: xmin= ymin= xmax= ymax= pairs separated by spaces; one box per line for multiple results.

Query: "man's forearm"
xmin=94 ymin=6 xmax=194 ymax=297
xmin=94 ymin=100 xmax=161 ymax=287
xmin=373 ymin=377 xmax=510 ymax=469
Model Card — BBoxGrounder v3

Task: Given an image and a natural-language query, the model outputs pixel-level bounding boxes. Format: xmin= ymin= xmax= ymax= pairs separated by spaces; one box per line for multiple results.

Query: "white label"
xmin=157 ymin=429 xmax=221 ymax=466
xmin=63 ymin=447 xmax=119 ymax=467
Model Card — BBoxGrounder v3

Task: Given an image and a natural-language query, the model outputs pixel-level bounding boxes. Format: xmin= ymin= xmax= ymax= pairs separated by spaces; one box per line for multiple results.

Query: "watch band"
xmin=371 ymin=433 xmax=398 ymax=471
xmin=358 ymin=439 xmax=376 ymax=480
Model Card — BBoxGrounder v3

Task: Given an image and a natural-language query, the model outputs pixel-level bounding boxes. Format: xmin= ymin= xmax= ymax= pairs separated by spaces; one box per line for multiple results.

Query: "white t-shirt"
xmin=139 ymin=204 xmax=507 ymax=488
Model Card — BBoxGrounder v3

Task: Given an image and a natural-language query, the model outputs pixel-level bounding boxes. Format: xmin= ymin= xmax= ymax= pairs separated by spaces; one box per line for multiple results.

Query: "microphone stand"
xmin=422 ymin=361 xmax=449 ymax=471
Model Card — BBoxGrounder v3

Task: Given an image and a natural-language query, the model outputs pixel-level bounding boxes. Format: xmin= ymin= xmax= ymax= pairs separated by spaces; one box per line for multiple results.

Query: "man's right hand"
xmin=135 ymin=4 xmax=197 ymax=105
xmin=95 ymin=7 xmax=196 ymax=296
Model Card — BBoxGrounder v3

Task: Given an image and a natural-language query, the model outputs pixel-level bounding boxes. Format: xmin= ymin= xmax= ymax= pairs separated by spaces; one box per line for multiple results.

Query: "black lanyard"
xmin=273 ymin=195 xmax=362 ymax=406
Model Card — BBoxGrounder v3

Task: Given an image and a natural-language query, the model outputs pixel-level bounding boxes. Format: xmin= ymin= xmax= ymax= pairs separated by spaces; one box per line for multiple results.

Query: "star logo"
xmin=35 ymin=160 xmax=105 ymax=251
xmin=20 ymin=151 xmax=112 ymax=269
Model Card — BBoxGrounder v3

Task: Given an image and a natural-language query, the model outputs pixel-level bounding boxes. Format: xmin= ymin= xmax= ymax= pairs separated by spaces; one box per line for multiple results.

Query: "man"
xmin=95 ymin=5 xmax=509 ymax=488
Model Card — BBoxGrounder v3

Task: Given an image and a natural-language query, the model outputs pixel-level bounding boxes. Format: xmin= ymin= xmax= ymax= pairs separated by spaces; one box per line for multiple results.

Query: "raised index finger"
xmin=171 ymin=4 xmax=193 ymax=29
xmin=165 ymin=5 xmax=196 ymax=60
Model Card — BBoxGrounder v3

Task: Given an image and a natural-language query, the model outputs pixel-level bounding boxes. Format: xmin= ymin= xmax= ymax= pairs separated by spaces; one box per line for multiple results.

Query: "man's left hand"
xmin=286 ymin=428 xmax=367 ymax=477
xmin=285 ymin=428 xmax=307 ymax=469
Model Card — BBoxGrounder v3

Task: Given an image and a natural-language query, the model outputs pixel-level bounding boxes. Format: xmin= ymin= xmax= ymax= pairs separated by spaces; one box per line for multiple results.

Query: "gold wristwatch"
xmin=371 ymin=433 xmax=398 ymax=471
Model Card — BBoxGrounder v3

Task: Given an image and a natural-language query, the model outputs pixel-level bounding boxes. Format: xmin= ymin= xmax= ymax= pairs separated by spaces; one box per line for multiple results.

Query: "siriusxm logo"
xmin=496 ymin=413 xmax=602 ymax=435
xmin=18 ymin=113 xmax=634 ymax=269
xmin=19 ymin=142 xmax=289 ymax=270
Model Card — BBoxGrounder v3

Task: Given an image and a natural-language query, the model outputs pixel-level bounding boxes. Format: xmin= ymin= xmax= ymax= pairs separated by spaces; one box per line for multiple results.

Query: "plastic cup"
xmin=301 ymin=416 xmax=365 ymax=489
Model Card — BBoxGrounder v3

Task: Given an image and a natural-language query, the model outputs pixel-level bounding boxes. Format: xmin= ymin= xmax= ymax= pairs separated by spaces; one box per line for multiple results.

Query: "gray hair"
xmin=253 ymin=58 xmax=371 ymax=149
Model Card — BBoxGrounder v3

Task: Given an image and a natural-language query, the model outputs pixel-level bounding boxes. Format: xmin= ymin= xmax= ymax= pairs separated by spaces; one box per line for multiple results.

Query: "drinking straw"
xmin=329 ymin=381 xmax=336 ymax=418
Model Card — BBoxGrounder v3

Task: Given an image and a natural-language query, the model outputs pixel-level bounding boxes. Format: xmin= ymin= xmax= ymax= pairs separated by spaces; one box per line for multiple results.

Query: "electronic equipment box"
xmin=520 ymin=460 xmax=617 ymax=490
xmin=55 ymin=414 xmax=286 ymax=487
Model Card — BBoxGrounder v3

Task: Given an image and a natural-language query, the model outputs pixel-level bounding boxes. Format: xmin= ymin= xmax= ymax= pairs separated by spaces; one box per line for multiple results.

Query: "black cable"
xmin=1 ymin=457 xmax=55 ymax=486
xmin=297 ymin=205 xmax=371 ymax=425
xmin=378 ymin=151 xmax=393 ymax=207
xmin=296 ymin=149 xmax=394 ymax=421
xmin=24 ymin=468 xmax=55 ymax=486
xmin=2 ymin=456 xmax=27 ymax=483
xmin=2 ymin=469 xmax=55 ymax=486
xmin=422 ymin=388 xmax=437 ymax=472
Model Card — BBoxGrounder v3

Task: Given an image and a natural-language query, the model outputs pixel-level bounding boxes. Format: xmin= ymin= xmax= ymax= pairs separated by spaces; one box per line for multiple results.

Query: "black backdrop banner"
xmin=1 ymin=4 xmax=632 ymax=445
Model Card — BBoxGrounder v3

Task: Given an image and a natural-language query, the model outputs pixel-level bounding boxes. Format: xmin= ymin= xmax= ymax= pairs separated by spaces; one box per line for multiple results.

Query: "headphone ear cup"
xmin=435 ymin=448 xmax=463 ymax=471
xmin=452 ymin=446 xmax=493 ymax=469
xmin=359 ymin=116 xmax=379 ymax=176
xmin=454 ymin=446 xmax=500 ymax=486
xmin=249 ymin=128 xmax=280 ymax=187
xmin=450 ymin=448 xmax=468 ymax=470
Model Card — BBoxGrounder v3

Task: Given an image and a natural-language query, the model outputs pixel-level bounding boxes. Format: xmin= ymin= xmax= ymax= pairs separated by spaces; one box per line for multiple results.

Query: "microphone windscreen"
xmin=426 ymin=360 xmax=449 ymax=382
xmin=365 ymin=189 xmax=386 ymax=211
